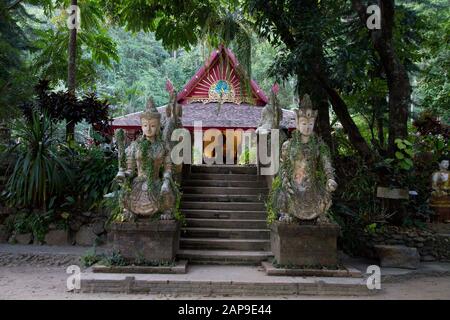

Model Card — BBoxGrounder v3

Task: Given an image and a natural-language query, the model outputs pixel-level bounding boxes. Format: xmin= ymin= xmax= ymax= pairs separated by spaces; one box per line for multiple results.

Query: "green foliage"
xmin=364 ymin=223 xmax=378 ymax=235
xmin=31 ymin=1 xmax=119 ymax=90
xmin=81 ymin=248 xmax=102 ymax=267
xmin=6 ymin=211 xmax=51 ymax=243
xmin=394 ymin=138 xmax=414 ymax=170
xmin=103 ymin=182 xmax=128 ymax=224
xmin=70 ymin=145 xmax=118 ymax=211
xmin=134 ymin=253 xmax=175 ymax=267
xmin=20 ymin=80 xmax=111 ymax=137
xmin=99 ymin=250 xmax=127 ymax=267
xmin=266 ymin=176 xmax=281 ymax=225
xmin=0 ymin=1 xmax=38 ymax=120
xmin=137 ymin=137 xmax=164 ymax=194
xmin=412 ymin=0 xmax=450 ymax=123
xmin=81 ymin=249 xmax=127 ymax=267
xmin=238 ymin=147 xmax=257 ymax=165
xmin=95 ymin=27 xmax=206 ymax=116
xmin=172 ymin=181 xmax=184 ymax=225
xmin=3 ymin=111 xmax=73 ymax=210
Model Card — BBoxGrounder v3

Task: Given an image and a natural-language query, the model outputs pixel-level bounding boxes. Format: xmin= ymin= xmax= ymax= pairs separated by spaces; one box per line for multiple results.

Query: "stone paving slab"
xmin=91 ymin=260 xmax=188 ymax=274
xmin=261 ymin=261 xmax=362 ymax=278
xmin=341 ymin=254 xmax=450 ymax=282
xmin=2 ymin=244 xmax=450 ymax=284
xmin=79 ymin=264 xmax=374 ymax=296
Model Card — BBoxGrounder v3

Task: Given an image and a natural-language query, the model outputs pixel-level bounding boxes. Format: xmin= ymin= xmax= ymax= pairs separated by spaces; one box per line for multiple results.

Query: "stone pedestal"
xmin=430 ymin=199 xmax=450 ymax=223
xmin=108 ymin=220 xmax=180 ymax=262
xmin=270 ymin=222 xmax=340 ymax=266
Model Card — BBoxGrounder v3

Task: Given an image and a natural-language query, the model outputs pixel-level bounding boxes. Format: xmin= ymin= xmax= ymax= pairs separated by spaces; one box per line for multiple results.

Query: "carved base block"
xmin=270 ymin=222 xmax=340 ymax=267
xmin=108 ymin=220 xmax=180 ymax=262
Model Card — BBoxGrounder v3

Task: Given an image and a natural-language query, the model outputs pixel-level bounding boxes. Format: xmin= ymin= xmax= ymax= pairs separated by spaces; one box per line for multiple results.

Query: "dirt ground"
xmin=0 ymin=266 xmax=449 ymax=300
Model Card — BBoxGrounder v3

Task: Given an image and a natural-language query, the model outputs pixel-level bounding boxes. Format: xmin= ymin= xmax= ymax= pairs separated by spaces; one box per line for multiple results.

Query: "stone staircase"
xmin=178 ymin=165 xmax=273 ymax=265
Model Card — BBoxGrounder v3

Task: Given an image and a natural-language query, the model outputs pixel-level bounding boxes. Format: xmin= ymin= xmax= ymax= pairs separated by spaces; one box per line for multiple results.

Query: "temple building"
xmin=111 ymin=45 xmax=296 ymax=162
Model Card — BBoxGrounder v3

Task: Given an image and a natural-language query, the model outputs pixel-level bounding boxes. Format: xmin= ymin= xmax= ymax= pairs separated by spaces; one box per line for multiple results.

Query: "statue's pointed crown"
xmin=140 ymin=97 xmax=161 ymax=120
xmin=296 ymin=94 xmax=318 ymax=120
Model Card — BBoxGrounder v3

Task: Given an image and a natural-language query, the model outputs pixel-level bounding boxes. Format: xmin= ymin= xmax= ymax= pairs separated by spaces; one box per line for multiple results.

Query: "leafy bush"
xmin=20 ymin=80 xmax=111 ymax=139
xmin=99 ymin=250 xmax=127 ymax=267
xmin=3 ymin=110 xmax=73 ymax=210
xmin=4 ymin=211 xmax=51 ymax=242
xmin=81 ymin=248 xmax=102 ymax=267
xmin=69 ymin=145 xmax=118 ymax=211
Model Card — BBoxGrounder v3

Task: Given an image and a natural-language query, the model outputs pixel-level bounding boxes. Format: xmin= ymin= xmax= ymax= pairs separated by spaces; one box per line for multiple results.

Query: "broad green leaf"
xmin=395 ymin=151 xmax=405 ymax=159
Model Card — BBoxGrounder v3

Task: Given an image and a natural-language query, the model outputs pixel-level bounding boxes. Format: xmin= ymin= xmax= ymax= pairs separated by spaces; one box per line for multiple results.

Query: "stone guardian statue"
xmin=114 ymin=98 xmax=176 ymax=221
xmin=275 ymin=94 xmax=337 ymax=223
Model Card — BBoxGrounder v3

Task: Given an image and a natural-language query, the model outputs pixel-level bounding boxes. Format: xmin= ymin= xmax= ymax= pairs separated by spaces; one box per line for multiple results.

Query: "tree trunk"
xmin=316 ymin=94 xmax=333 ymax=150
xmin=297 ymin=74 xmax=333 ymax=150
xmin=352 ymin=0 xmax=411 ymax=154
xmin=376 ymin=115 xmax=385 ymax=148
xmin=67 ymin=0 xmax=78 ymax=143
xmin=296 ymin=46 xmax=333 ymax=150
xmin=323 ymin=84 xmax=373 ymax=160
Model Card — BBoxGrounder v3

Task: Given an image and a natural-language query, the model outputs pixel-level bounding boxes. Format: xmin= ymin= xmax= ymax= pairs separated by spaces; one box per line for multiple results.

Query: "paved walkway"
xmin=1 ymin=244 xmax=450 ymax=299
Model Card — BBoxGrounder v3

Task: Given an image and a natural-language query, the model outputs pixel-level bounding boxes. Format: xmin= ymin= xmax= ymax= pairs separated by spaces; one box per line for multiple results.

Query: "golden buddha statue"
xmin=115 ymin=98 xmax=176 ymax=221
xmin=430 ymin=159 xmax=450 ymax=223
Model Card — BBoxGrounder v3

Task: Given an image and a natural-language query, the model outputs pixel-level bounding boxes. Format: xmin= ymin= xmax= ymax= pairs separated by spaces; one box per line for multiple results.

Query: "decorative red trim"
xmin=176 ymin=45 xmax=268 ymax=106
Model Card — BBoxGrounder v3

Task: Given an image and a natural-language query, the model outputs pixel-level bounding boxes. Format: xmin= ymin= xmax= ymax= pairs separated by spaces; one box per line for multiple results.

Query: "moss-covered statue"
xmin=272 ymin=94 xmax=337 ymax=223
xmin=256 ymin=83 xmax=283 ymax=135
xmin=115 ymin=98 xmax=176 ymax=221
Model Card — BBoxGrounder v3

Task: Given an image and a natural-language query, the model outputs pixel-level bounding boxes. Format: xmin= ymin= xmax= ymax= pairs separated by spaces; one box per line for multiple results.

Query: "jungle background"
xmin=0 ymin=0 xmax=449 ymax=257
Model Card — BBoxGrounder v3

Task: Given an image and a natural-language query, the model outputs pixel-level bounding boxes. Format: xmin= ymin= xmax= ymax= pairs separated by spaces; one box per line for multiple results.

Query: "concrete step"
xmin=182 ymin=194 xmax=265 ymax=202
xmin=182 ymin=186 xmax=268 ymax=195
xmin=182 ymin=209 xmax=267 ymax=220
xmin=181 ymin=201 xmax=266 ymax=211
xmin=177 ymin=249 xmax=273 ymax=265
xmin=186 ymin=173 xmax=259 ymax=181
xmin=191 ymin=165 xmax=257 ymax=175
xmin=80 ymin=266 xmax=373 ymax=296
xmin=182 ymin=180 xmax=266 ymax=188
xmin=180 ymin=238 xmax=270 ymax=251
xmin=181 ymin=227 xmax=270 ymax=240
xmin=185 ymin=218 xmax=267 ymax=229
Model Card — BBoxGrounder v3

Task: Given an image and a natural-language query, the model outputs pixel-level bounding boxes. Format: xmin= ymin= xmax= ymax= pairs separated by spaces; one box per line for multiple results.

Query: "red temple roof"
xmin=111 ymin=46 xmax=297 ymax=131
xmin=177 ymin=45 xmax=268 ymax=106
xmin=113 ymin=103 xmax=296 ymax=130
